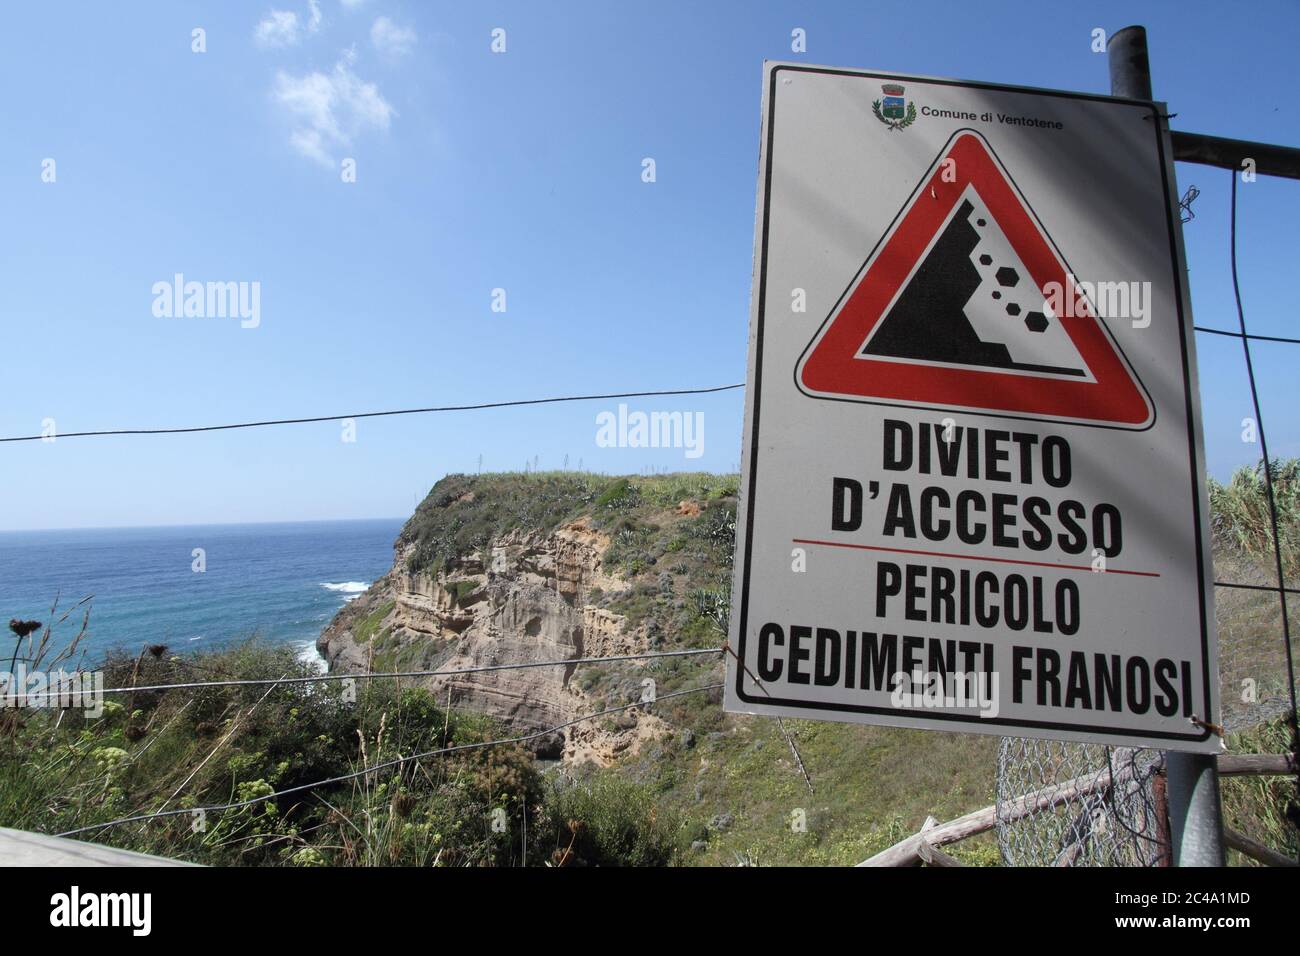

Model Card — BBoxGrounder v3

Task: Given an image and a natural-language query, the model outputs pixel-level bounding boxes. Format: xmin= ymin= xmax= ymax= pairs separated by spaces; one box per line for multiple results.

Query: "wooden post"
xmin=1152 ymin=767 xmax=1172 ymax=867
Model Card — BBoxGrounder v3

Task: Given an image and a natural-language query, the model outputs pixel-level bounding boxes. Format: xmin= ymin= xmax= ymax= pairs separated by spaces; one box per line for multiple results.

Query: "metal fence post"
xmin=1106 ymin=23 xmax=1226 ymax=866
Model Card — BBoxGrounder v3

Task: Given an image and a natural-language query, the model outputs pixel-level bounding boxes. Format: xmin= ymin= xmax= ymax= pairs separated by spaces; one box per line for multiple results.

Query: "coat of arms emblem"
xmin=872 ymin=83 xmax=917 ymax=130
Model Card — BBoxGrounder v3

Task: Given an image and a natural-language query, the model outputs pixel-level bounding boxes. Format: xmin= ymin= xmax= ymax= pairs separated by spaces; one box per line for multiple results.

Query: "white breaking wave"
xmin=321 ymin=581 xmax=368 ymax=594
xmin=294 ymin=640 xmax=328 ymax=675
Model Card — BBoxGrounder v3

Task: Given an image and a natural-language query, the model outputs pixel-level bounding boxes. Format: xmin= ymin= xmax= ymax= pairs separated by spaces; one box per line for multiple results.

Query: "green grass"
xmin=1210 ymin=458 xmax=1300 ymax=735
xmin=401 ymin=472 xmax=608 ymax=574
xmin=399 ymin=471 xmax=742 ymax=576
xmin=352 ymin=600 xmax=394 ymax=644
xmin=593 ymin=478 xmax=635 ymax=510
xmin=447 ymin=581 xmax=482 ymax=606
xmin=648 ymin=713 xmax=998 ymax=866
xmin=1221 ymin=715 xmax=1300 ymax=865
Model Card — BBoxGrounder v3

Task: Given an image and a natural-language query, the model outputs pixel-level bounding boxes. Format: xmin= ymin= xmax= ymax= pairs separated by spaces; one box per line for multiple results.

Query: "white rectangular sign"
xmin=725 ymin=64 xmax=1221 ymax=752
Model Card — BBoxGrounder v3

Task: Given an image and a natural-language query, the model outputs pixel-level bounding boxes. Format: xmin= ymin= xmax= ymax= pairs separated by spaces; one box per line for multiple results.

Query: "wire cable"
xmin=1228 ymin=171 xmax=1300 ymax=845
xmin=1195 ymin=325 xmax=1300 ymax=346
xmin=11 ymin=647 xmax=723 ymax=703
xmin=0 ymin=383 xmax=745 ymax=444
xmin=1214 ymin=580 xmax=1300 ymax=597
xmin=53 ymin=682 xmax=723 ymax=838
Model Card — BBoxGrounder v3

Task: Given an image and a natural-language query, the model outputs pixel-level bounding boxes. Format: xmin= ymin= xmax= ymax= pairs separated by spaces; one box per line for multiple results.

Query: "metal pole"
xmin=1112 ymin=23 xmax=1300 ymax=179
xmin=1106 ymin=25 xmax=1152 ymax=100
xmin=1106 ymin=23 xmax=1226 ymax=867
xmin=1171 ymin=130 xmax=1300 ymax=181
xmin=1166 ymin=752 xmax=1226 ymax=865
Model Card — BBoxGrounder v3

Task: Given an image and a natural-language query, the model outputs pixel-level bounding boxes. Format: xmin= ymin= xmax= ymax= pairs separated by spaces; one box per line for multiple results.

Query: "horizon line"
xmin=0 ymin=516 xmax=409 ymax=535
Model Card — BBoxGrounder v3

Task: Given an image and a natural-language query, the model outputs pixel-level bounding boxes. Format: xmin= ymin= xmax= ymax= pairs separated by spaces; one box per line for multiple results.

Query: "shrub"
xmin=1209 ymin=459 xmax=1299 ymax=576
xmin=543 ymin=776 xmax=682 ymax=866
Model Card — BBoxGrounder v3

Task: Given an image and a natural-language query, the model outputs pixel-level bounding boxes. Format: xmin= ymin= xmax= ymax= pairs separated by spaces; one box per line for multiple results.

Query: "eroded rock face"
xmin=317 ymin=519 xmax=666 ymax=765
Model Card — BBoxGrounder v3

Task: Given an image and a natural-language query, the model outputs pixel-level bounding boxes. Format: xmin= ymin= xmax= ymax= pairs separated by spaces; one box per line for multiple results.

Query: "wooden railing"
xmin=858 ymin=753 xmax=1297 ymax=867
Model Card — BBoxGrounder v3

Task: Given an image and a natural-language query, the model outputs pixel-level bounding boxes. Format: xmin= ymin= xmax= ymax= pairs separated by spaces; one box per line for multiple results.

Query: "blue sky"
xmin=1 ymin=0 xmax=1296 ymax=530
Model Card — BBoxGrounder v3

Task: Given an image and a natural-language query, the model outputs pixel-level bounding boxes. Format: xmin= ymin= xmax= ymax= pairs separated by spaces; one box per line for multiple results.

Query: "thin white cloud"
xmin=254 ymin=10 xmax=301 ymax=48
xmin=273 ymin=50 xmax=395 ymax=167
xmin=340 ymin=0 xmax=368 ymax=8
xmin=370 ymin=16 xmax=416 ymax=60
xmin=254 ymin=2 xmax=321 ymax=49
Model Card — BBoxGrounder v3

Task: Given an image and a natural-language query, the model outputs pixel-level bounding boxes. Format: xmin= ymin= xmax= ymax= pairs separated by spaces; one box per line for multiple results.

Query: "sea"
xmin=0 ymin=519 xmax=404 ymax=670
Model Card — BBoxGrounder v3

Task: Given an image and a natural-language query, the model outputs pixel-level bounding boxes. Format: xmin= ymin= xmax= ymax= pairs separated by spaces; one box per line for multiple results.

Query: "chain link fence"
xmin=996 ymin=739 xmax=1167 ymax=866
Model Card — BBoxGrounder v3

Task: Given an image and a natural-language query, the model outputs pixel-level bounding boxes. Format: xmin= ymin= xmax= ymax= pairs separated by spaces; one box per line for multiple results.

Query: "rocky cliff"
xmin=318 ymin=509 xmax=671 ymax=765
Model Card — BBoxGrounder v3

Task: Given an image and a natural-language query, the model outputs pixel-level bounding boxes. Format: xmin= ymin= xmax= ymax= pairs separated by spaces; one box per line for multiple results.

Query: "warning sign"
xmin=726 ymin=65 xmax=1220 ymax=752
xmin=797 ymin=131 xmax=1153 ymax=428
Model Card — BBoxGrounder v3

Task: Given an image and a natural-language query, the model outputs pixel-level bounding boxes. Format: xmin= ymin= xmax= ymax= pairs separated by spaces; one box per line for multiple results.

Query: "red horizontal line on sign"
xmin=791 ymin=538 xmax=1161 ymax=578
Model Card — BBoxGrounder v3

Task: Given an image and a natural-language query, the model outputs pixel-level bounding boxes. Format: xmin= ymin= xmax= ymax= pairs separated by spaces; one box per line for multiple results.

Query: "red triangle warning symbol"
xmin=795 ymin=129 xmax=1154 ymax=429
